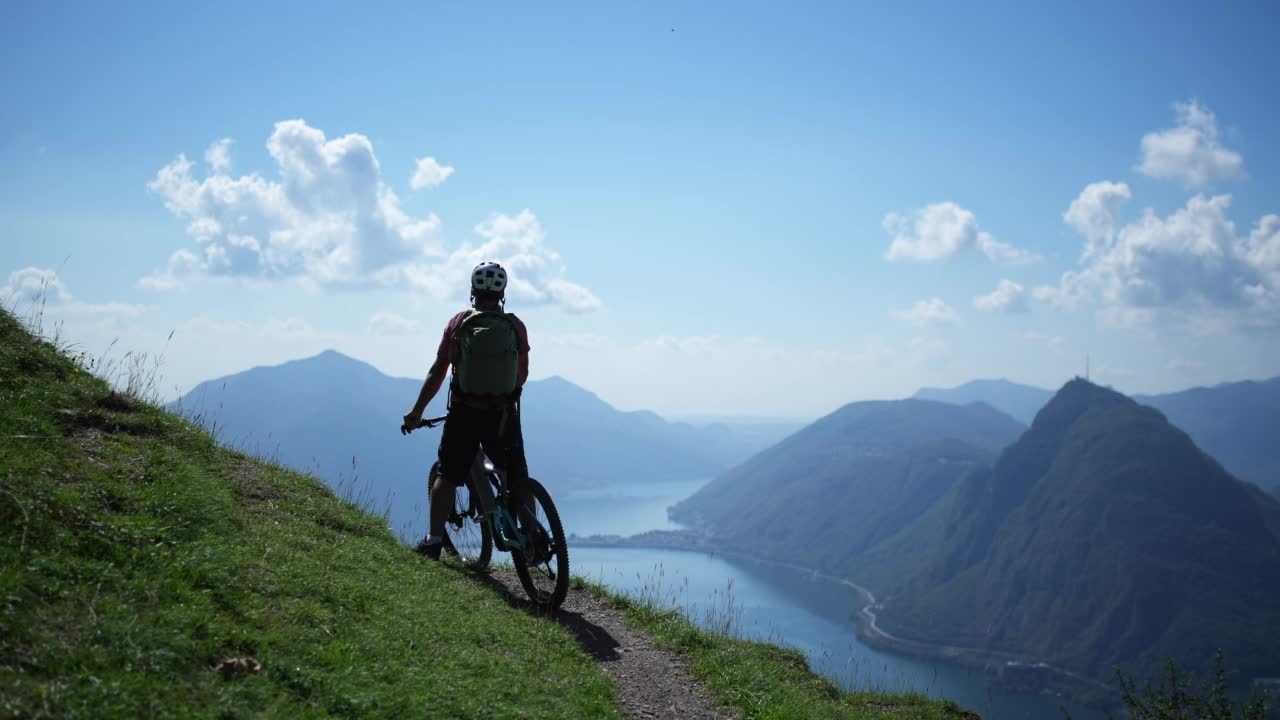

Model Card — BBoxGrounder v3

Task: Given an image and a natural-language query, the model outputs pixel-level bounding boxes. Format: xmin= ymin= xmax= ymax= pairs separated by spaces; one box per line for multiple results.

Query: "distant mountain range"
xmin=914 ymin=376 xmax=1280 ymax=492
xmin=669 ymin=399 xmax=1025 ymax=572
xmin=677 ymin=379 xmax=1280 ymax=693
xmin=172 ymin=350 xmax=794 ymax=539
xmin=915 ymin=380 xmax=1053 ymax=425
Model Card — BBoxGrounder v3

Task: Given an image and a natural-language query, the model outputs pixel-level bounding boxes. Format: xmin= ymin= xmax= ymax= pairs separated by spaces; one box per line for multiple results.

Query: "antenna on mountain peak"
xmin=1085 ymin=354 xmax=1091 ymax=381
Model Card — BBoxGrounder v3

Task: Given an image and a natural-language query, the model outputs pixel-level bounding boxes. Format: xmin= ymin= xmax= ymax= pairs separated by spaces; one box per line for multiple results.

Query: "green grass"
xmin=0 ymin=308 xmax=618 ymax=719
xmin=567 ymin=576 xmax=979 ymax=720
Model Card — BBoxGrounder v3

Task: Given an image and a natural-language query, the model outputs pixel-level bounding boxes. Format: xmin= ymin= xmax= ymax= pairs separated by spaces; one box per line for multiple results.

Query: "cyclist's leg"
xmin=432 ymin=405 xmax=481 ymax=538
xmin=479 ymin=404 xmax=533 ymax=518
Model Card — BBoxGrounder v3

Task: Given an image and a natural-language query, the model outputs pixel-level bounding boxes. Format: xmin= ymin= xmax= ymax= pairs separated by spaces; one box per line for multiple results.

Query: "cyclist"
xmin=401 ymin=260 xmax=531 ymax=560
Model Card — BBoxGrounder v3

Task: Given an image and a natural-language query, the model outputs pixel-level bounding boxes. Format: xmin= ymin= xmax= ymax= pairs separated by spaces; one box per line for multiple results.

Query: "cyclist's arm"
xmin=517 ymin=350 xmax=529 ymax=387
xmin=408 ymin=356 xmax=449 ymax=418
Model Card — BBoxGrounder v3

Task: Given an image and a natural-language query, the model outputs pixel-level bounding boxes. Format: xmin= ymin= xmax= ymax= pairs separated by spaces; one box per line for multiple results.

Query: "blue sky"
xmin=3 ymin=1 xmax=1279 ymax=419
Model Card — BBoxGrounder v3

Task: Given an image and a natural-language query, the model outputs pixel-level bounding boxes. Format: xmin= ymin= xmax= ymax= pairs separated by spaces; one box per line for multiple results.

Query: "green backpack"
xmin=452 ymin=309 xmax=520 ymax=397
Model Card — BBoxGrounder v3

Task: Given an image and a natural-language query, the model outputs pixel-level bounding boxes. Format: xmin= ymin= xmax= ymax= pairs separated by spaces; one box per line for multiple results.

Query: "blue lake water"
xmin=554 ymin=478 xmax=1108 ymax=720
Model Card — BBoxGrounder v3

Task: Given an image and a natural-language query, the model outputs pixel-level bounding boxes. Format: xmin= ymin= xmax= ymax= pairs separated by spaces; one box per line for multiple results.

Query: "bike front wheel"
xmin=430 ymin=461 xmax=493 ymax=569
xmin=511 ymin=477 xmax=569 ymax=611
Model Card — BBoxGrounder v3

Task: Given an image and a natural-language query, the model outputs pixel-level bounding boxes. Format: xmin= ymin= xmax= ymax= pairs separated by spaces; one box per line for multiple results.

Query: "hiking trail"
xmin=490 ymin=571 xmax=736 ymax=720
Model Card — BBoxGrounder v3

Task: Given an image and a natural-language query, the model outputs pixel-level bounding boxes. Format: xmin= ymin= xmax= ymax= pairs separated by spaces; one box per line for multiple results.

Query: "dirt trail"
xmin=490 ymin=572 xmax=736 ymax=720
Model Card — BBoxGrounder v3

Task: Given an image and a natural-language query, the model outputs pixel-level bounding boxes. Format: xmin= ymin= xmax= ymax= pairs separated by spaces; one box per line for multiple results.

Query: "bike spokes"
xmin=511 ymin=478 xmax=569 ymax=610
xmin=436 ymin=475 xmax=492 ymax=568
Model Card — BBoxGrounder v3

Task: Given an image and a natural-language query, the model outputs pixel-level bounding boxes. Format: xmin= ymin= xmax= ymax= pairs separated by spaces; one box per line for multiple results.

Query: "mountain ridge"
xmin=862 ymin=379 xmax=1280 ymax=691
xmin=670 ymin=397 xmax=1027 ymax=577
xmin=915 ymin=375 xmax=1280 ymax=491
xmin=172 ymin=349 xmax=793 ymax=538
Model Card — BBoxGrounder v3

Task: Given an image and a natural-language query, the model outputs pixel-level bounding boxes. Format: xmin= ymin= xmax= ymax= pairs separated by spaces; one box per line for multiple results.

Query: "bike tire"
xmin=511 ymin=477 xmax=570 ymax=611
xmin=430 ymin=461 xmax=493 ymax=569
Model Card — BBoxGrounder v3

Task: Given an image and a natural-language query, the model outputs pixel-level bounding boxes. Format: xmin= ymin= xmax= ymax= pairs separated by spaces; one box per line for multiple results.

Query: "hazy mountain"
xmin=668 ymin=399 xmax=1026 ymax=571
xmin=173 ymin=350 xmax=773 ymax=538
xmin=863 ymin=379 xmax=1280 ymax=687
xmin=913 ymin=379 xmax=1053 ymax=425
xmin=916 ymin=376 xmax=1280 ymax=492
xmin=1136 ymin=377 xmax=1280 ymax=493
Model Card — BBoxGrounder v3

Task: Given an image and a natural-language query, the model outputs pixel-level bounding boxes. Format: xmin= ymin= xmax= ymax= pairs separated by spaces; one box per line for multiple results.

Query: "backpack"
xmin=452 ymin=309 xmax=520 ymax=397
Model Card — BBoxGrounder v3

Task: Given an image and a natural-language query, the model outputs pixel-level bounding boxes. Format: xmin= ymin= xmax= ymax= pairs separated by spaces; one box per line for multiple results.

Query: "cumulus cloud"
xmin=1063 ymin=181 xmax=1132 ymax=259
xmin=1038 ymin=186 xmax=1279 ymax=329
xmin=974 ymin=279 xmax=1027 ymax=314
xmin=883 ymin=202 xmax=1037 ymax=264
xmin=1 ymin=267 xmax=71 ymax=306
xmin=1 ymin=267 xmax=143 ymax=317
xmin=1137 ymin=100 xmax=1244 ymax=188
xmin=145 ymin=121 xmax=597 ymax=313
xmin=1243 ymin=214 xmax=1280 ymax=288
xmin=400 ymin=209 xmax=602 ymax=313
xmin=146 ymin=120 xmax=442 ymax=289
xmin=410 ymin=156 xmax=455 ymax=190
xmin=205 ymin=138 xmax=233 ymax=172
xmin=893 ymin=297 xmax=958 ymax=327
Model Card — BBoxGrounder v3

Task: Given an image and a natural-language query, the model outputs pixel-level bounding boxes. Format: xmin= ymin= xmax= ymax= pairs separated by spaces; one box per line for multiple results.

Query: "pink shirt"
xmin=434 ymin=310 xmax=531 ymax=368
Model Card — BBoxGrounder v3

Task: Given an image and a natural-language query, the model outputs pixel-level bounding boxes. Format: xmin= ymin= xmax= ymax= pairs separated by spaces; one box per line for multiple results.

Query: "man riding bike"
xmin=401 ymin=261 xmax=531 ymax=560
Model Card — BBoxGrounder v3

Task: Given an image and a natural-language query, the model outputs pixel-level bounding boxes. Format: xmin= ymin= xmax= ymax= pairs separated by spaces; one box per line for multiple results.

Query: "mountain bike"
xmin=412 ymin=415 xmax=570 ymax=610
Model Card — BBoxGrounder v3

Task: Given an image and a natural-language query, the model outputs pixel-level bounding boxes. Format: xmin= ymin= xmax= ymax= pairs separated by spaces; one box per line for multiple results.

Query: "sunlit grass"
xmin=0 ymin=307 xmax=618 ymax=719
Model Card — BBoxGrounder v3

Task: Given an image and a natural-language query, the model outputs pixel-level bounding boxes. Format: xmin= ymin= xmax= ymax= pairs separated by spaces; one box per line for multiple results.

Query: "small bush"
xmin=1065 ymin=651 xmax=1272 ymax=720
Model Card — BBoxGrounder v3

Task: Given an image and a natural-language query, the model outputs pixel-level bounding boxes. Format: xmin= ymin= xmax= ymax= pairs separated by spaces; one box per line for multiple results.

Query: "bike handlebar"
xmin=401 ymin=415 xmax=448 ymax=435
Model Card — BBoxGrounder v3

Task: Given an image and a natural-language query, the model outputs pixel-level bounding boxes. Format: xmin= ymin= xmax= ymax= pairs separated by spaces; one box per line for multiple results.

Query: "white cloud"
xmin=204 ymin=138 xmax=233 ymax=173
xmin=893 ymin=297 xmax=958 ymax=327
xmin=1 ymin=267 xmax=71 ymax=306
xmin=883 ymin=202 xmax=1037 ymax=264
xmin=1137 ymin=100 xmax=1244 ymax=188
xmin=400 ymin=209 xmax=602 ymax=313
xmin=367 ymin=311 xmax=420 ymax=335
xmin=1063 ymin=181 xmax=1132 ymax=260
xmin=1243 ymin=214 xmax=1280 ymax=288
xmin=2 ymin=267 xmax=144 ymax=324
xmin=145 ymin=119 xmax=443 ymax=289
xmin=1038 ymin=187 xmax=1279 ymax=330
xmin=145 ymin=121 xmax=597 ymax=313
xmin=410 ymin=156 xmax=455 ymax=190
xmin=974 ymin=279 xmax=1027 ymax=314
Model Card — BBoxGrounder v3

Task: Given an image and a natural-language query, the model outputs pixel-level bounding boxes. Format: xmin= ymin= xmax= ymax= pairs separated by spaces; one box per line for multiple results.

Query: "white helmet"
xmin=471 ymin=261 xmax=508 ymax=293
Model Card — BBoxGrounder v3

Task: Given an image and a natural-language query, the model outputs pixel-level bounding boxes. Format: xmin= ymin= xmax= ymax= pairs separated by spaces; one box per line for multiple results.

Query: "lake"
xmin=555 ymin=478 xmax=1108 ymax=720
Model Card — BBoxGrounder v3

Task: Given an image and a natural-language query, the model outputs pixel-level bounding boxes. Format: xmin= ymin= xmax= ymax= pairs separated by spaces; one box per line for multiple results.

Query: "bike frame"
xmin=468 ymin=462 xmax=531 ymax=554
xmin=421 ymin=415 xmax=536 ymax=556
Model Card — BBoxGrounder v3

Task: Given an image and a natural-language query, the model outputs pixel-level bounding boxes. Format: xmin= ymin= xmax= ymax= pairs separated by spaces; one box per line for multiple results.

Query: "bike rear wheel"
xmin=511 ymin=477 xmax=569 ymax=611
xmin=430 ymin=461 xmax=493 ymax=569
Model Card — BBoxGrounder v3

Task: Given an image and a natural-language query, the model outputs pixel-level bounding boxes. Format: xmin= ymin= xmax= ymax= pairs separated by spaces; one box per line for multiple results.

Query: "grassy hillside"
xmin=0 ymin=309 xmax=980 ymax=719
xmin=0 ymin=311 xmax=618 ymax=719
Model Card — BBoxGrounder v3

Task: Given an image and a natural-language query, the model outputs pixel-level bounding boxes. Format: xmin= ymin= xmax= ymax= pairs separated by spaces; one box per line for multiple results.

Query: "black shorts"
xmin=437 ymin=402 xmax=529 ymax=491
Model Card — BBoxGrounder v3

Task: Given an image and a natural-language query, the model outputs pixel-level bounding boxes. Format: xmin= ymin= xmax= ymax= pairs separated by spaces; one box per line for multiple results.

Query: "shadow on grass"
xmin=450 ymin=563 xmax=623 ymax=663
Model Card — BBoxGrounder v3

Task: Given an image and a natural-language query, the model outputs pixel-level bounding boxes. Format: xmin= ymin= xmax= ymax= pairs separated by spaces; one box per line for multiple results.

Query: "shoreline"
xmin=570 ymin=530 xmax=1115 ymax=704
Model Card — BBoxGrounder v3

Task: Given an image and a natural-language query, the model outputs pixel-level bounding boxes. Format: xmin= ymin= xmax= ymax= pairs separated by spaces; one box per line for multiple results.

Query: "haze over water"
xmin=559 ymin=478 xmax=1107 ymax=720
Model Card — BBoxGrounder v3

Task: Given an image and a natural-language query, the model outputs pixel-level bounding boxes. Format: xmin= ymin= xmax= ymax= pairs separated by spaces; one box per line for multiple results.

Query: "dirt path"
xmin=489 ymin=572 xmax=736 ymax=720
